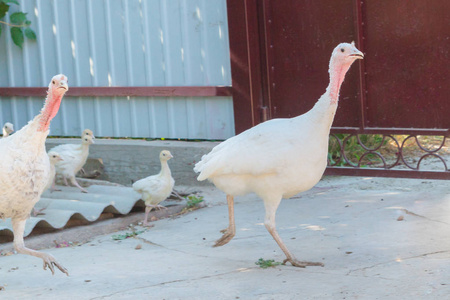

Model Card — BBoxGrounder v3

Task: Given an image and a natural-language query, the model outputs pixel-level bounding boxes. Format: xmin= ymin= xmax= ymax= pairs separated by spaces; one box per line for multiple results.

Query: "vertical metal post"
xmin=354 ymin=0 xmax=368 ymax=131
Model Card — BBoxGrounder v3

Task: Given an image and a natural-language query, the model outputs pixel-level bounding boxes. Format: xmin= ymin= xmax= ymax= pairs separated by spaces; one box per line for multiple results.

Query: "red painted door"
xmin=227 ymin=0 xmax=450 ymax=134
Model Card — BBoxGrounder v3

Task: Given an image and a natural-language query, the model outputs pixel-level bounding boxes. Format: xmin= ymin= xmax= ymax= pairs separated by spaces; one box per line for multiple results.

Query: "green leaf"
xmin=25 ymin=19 xmax=31 ymax=26
xmin=255 ymin=258 xmax=282 ymax=269
xmin=0 ymin=2 xmax=9 ymax=19
xmin=24 ymin=27 xmax=36 ymax=40
xmin=4 ymin=0 xmax=20 ymax=5
xmin=10 ymin=11 xmax=27 ymax=25
xmin=10 ymin=27 xmax=24 ymax=48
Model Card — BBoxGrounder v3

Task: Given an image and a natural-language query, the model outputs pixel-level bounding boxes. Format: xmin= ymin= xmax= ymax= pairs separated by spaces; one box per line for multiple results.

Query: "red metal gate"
xmin=226 ymin=0 xmax=450 ymax=179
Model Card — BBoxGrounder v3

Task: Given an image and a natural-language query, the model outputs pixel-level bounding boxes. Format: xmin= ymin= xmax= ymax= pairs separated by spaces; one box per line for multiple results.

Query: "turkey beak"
xmin=59 ymin=81 xmax=69 ymax=91
xmin=350 ymin=49 xmax=364 ymax=59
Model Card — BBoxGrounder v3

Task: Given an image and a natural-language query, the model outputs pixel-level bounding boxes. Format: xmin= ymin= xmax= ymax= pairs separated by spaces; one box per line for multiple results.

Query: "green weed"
xmin=112 ymin=230 xmax=144 ymax=240
xmin=186 ymin=195 xmax=204 ymax=208
xmin=255 ymin=258 xmax=282 ymax=269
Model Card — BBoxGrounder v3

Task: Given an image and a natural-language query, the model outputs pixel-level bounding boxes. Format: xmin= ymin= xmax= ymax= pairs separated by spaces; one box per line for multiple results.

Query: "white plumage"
xmin=2 ymin=122 xmax=14 ymax=137
xmin=0 ymin=74 xmax=69 ymax=275
xmin=133 ymin=150 xmax=175 ymax=226
xmin=50 ymin=130 xmax=95 ymax=193
xmin=194 ymin=42 xmax=363 ymax=267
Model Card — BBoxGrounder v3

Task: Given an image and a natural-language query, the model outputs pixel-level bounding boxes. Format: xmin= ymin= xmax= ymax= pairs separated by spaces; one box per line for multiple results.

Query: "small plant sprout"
xmin=255 ymin=258 xmax=282 ymax=269
xmin=186 ymin=195 xmax=204 ymax=208
xmin=112 ymin=230 xmax=144 ymax=241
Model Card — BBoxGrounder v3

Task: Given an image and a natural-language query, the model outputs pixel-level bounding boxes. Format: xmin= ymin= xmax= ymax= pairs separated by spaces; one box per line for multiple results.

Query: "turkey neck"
xmin=306 ymin=59 xmax=355 ymax=135
xmin=80 ymin=142 xmax=91 ymax=152
xmin=159 ymin=160 xmax=171 ymax=177
xmin=38 ymin=88 xmax=63 ymax=132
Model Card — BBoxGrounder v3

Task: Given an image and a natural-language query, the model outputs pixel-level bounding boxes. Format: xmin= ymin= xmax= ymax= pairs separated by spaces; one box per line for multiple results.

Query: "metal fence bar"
xmin=325 ymin=167 xmax=450 ymax=180
xmin=0 ymin=86 xmax=232 ymax=98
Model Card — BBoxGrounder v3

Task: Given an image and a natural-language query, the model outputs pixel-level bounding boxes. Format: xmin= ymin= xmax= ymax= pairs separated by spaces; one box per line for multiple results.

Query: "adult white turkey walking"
xmin=0 ymin=74 xmax=69 ymax=275
xmin=194 ymin=42 xmax=363 ymax=268
xmin=133 ymin=150 xmax=175 ymax=227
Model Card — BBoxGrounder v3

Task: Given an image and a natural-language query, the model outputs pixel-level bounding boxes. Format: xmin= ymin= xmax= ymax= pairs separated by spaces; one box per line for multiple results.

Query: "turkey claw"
xmin=213 ymin=228 xmax=235 ymax=247
xmin=150 ymin=205 xmax=166 ymax=211
xmin=283 ymin=258 xmax=324 ymax=268
xmin=42 ymin=254 xmax=69 ymax=276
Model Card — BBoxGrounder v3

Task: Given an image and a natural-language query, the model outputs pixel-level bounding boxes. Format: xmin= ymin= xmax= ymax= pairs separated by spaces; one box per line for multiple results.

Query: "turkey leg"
xmin=214 ymin=194 xmax=236 ymax=247
xmin=264 ymin=197 xmax=324 ymax=268
xmin=12 ymin=218 xmax=68 ymax=275
xmin=143 ymin=206 xmax=155 ymax=227
xmin=50 ymin=179 xmax=61 ymax=192
xmin=69 ymin=176 xmax=88 ymax=193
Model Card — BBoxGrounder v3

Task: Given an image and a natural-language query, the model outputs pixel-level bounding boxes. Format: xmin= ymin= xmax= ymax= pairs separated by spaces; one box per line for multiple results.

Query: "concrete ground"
xmin=0 ymin=176 xmax=449 ymax=299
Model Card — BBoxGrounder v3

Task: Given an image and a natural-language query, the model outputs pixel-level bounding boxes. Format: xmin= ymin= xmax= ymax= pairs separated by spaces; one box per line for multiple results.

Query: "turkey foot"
xmin=70 ymin=177 xmax=88 ymax=193
xmin=283 ymin=258 xmax=324 ymax=268
xmin=41 ymin=252 xmax=69 ymax=275
xmin=214 ymin=195 xmax=236 ymax=247
xmin=32 ymin=207 xmax=46 ymax=216
xmin=50 ymin=181 xmax=62 ymax=192
xmin=142 ymin=222 xmax=155 ymax=228
xmin=213 ymin=226 xmax=235 ymax=247
xmin=149 ymin=205 xmax=166 ymax=210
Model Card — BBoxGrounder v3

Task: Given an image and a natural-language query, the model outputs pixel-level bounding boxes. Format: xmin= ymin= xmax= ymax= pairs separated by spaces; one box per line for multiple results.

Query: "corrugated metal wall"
xmin=0 ymin=0 xmax=234 ymax=139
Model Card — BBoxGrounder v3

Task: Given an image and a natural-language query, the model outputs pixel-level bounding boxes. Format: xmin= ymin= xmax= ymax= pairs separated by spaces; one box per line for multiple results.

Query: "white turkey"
xmin=82 ymin=128 xmax=95 ymax=139
xmin=0 ymin=74 xmax=69 ymax=275
xmin=133 ymin=150 xmax=175 ymax=227
xmin=79 ymin=128 xmax=95 ymax=175
xmin=2 ymin=122 xmax=14 ymax=137
xmin=32 ymin=151 xmax=63 ymax=216
xmin=45 ymin=151 xmax=63 ymax=191
xmin=194 ymin=42 xmax=363 ymax=268
xmin=50 ymin=130 xmax=95 ymax=193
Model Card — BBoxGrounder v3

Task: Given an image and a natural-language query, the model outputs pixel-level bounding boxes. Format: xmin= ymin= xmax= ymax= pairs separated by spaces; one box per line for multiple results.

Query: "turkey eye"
xmin=52 ymin=80 xmax=56 ymax=84
xmin=340 ymin=48 xmax=345 ymax=53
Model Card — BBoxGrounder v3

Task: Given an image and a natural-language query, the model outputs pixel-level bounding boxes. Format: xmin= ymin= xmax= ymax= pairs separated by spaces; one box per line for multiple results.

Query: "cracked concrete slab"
xmin=0 ymin=176 xmax=449 ymax=299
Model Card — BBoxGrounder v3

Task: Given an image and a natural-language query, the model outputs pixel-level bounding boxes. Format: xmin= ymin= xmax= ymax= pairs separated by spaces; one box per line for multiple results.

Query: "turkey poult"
xmin=2 ymin=122 xmax=14 ymax=137
xmin=194 ymin=42 xmax=363 ymax=268
xmin=32 ymin=151 xmax=63 ymax=216
xmin=133 ymin=150 xmax=175 ymax=227
xmin=50 ymin=131 xmax=95 ymax=193
xmin=79 ymin=129 xmax=95 ymax=175
xmin=82 ymin=128 xmax=95 ymax=139
xmin=46 ymin=151 xmax=63 ymax=191
xmin=0 ymin=74 xmax=69 ymax=275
